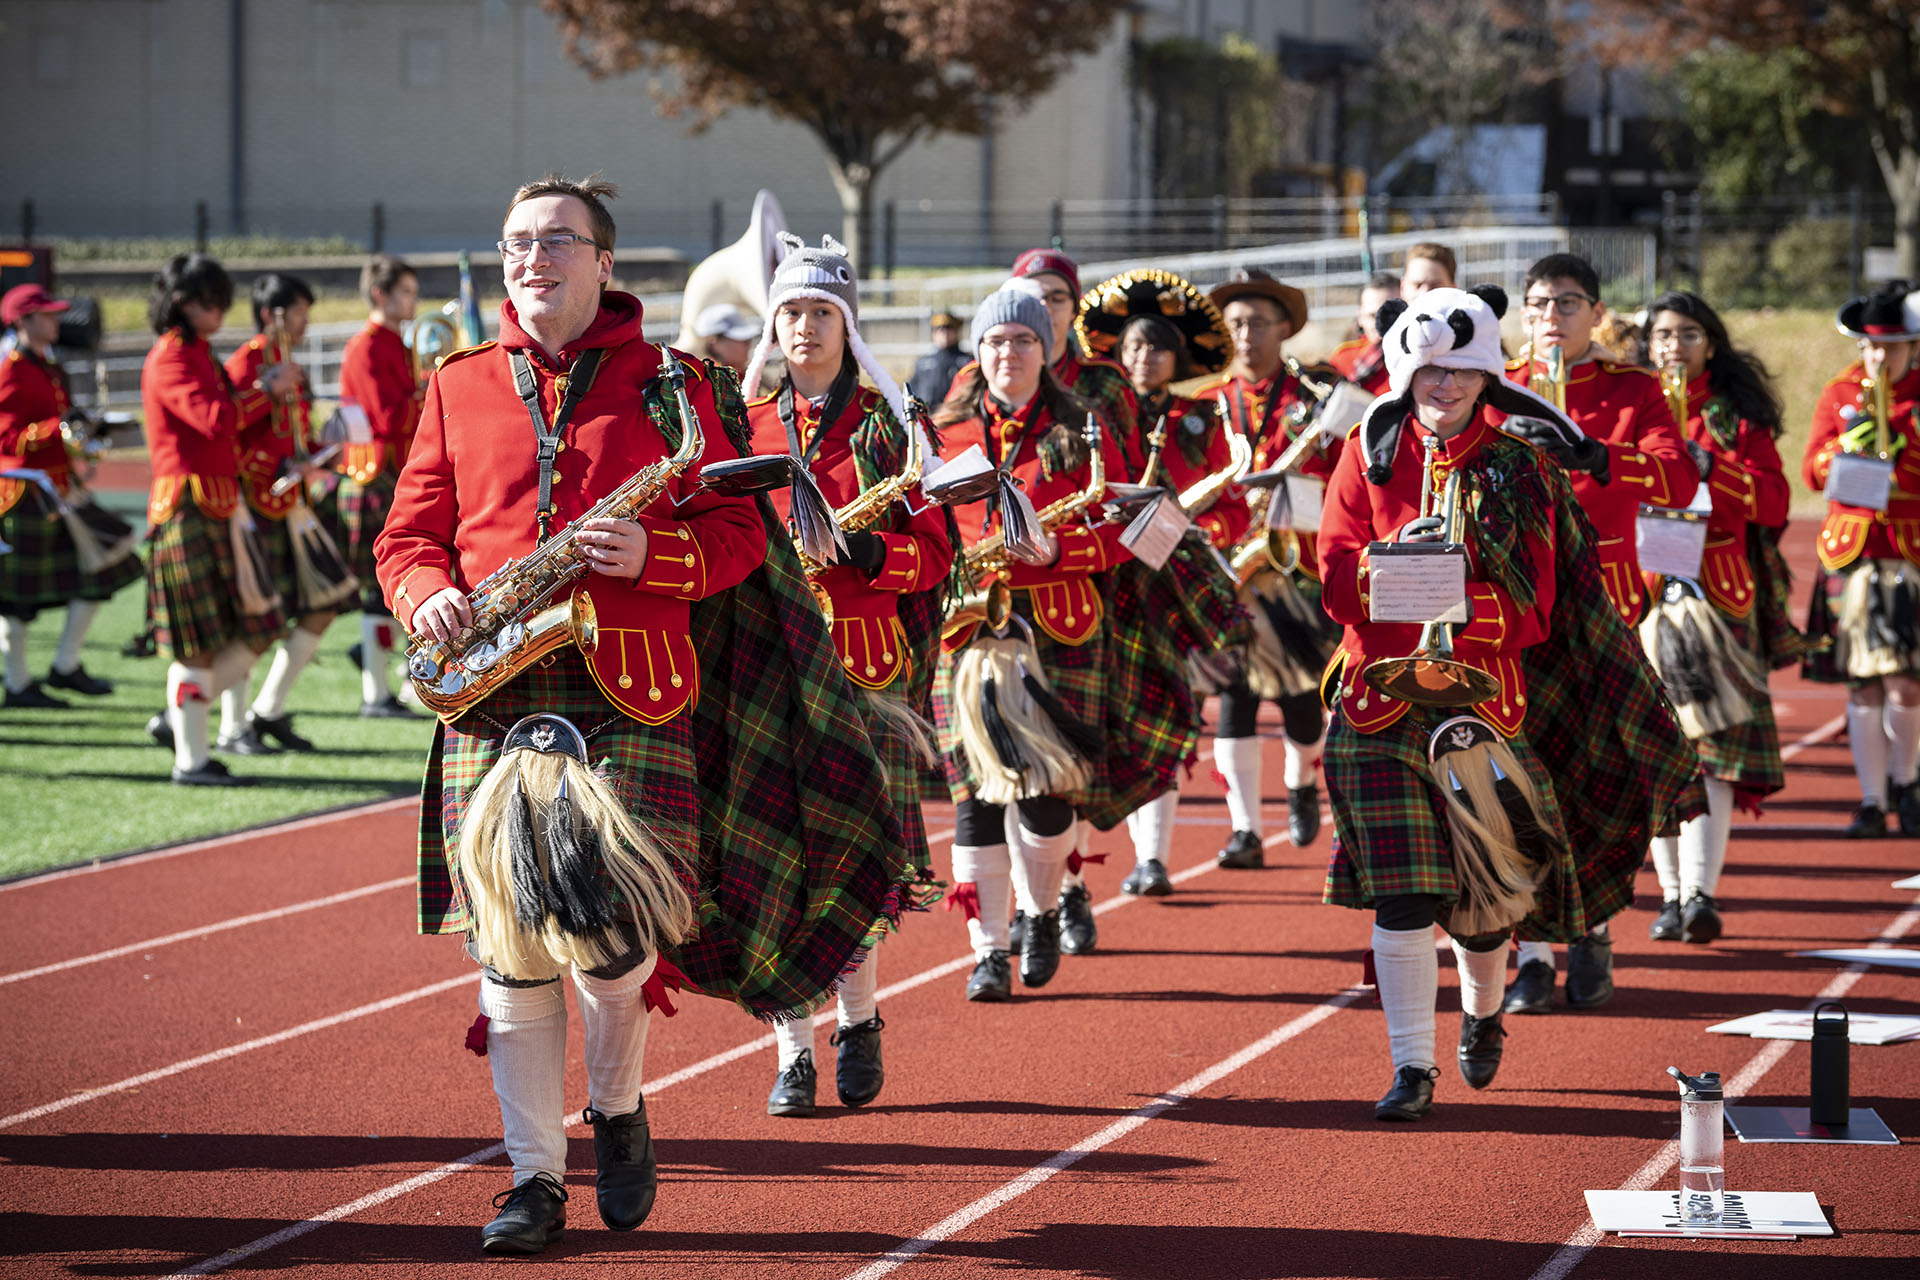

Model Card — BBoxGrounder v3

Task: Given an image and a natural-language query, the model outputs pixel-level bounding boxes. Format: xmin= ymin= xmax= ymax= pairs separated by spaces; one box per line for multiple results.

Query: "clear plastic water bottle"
xmin=1667 ymin=1066 xmax=1724 ymax=1223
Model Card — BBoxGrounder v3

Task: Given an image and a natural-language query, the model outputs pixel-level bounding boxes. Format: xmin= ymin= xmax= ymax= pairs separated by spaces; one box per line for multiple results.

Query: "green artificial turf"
xmin=0 ymin=577 xmax=434 ymax=878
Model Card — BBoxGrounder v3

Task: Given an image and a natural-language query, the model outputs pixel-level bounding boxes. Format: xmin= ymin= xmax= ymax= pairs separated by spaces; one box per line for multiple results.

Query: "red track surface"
xmin=5 ymin=577 xmax=1918 ymax=1276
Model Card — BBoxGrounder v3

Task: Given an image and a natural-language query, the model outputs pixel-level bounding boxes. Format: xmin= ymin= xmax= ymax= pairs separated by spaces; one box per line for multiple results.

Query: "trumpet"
xmin=1529 ymin=345 xmax=1568 ymax=413
xmin=1659 ymin=362 xmax=1689 ymax=430
xmin=794 ymin=394 xmax=929 ymax=625
xmin=1361 ymin=438 xmax=1502 ymax=707
xmin=1859 ymin=361 xmax=1894 ymax=459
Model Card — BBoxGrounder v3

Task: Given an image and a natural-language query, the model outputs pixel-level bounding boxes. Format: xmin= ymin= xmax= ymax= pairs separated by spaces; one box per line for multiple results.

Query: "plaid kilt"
xmin=865 ymin=685 xmax=936 ymax=885
xmin=0 ymin=497 xmax=143 ymax=620
xmin=146 ymin=504 xmax=285 ymax=660
xmin=1691 ymin=607 xmax=1785 ymax=798
xmin=1322 ymin=703 xmax=1585 ymax=943
xmin=330 ymin=473 xmax=392 ymax=613
xmin=1093 ymin=555 xmax=1207 ymax=830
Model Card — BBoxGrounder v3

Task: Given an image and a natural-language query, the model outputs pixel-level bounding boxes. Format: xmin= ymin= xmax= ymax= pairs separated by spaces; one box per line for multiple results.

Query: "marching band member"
xmin=337 ymin=253 xmax=424 ymax=719
xmin=375 ymin=175 xmax=911 ymax=1255
xmin=1399 ymin=242 xmax=1456 ymax=300
xmin=1192 ymin=268 xmax=1339 ymax=863
xmin=742 ymin=234 xmax=957 ymax=1117
xmin=933 ymin=280 xmax=1134 ymax=1001
xmin=0 ymin=284 xmax=142 ymax=707
xmin=909 ymin=310 xmax=969 ymax=405
xmin=1641 ymin=292 xmax=1792 ymax=941
xmin=1802 ymin=280 xmax=1920 ymax=837
xmin=1320 ymin=286 xmax=1700 ymax=1120
xmin=1495 ymin=252 xmax=1695 ymax=1014
xmin=1327 ymin=271 xmax=1399 ymax=396
xmin=141 ymin=254 xmax=290 ymax=784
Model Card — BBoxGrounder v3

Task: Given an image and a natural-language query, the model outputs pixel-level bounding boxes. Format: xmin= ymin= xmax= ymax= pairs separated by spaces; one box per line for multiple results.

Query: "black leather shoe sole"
xmin=1216 ymin=830 xmax=1265 ymax=869
xmin=172 ymin=761 xmax=253 ymax=787
xmin=250 ymin=712 xmax=316 ymax=752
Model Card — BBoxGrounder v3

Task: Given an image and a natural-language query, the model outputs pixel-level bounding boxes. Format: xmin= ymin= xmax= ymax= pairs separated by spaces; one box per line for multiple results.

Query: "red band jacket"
xmin=1192 ymin=364 xmax=1343 ymax=577
xmin=746 ymin=384 xmax=955 ymax=691
xmin=142 ymin=330 xmax=256 ymax=525
xmin=1134 ymin=391 xmax=1252 ymax=551
xmin=1498 ymin=356 xmax=1694 ymax=623
xmin=0 ymin=347 xmax=73 ymax=517
xmin=1328 ymin=337 xmax=1391 ymax=395
xmin=374 ymin=294 xmax=767 ymax=725
xmin=224 ymin=335 xmax=315 ymax=521
xmin=1803 ymin=361 xmax=1920 ymax=572
xmin=338 ymin=322 xmax=422 ymax=484
xmin=1319 ymin=413 xmax=1557 ymax=737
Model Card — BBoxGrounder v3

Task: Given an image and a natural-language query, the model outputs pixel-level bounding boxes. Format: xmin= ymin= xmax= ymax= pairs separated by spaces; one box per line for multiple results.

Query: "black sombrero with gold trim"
xmin=1073 ymin=268 xmax=1233 ymax=374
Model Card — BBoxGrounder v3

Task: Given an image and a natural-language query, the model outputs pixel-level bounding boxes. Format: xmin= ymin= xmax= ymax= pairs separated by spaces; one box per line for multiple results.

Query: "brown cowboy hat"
xmin=1207 ymin=268 xmax=1308 ymax=336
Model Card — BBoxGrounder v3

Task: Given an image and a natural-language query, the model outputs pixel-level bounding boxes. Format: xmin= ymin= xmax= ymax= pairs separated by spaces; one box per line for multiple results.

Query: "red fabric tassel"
xmin=1066 ymin=851 xmax=1109 ymax=875
xmin=464 ymin=1013 xmax=490 ymax=1057
xmin=1210 ymin=766 xmax=1232 ymax=794
xmin=375 ymin=622 xmax=395 ymax=650
xmin=945 ymin=881 xmax=981 ymax=922
xmin=643 ymin=956 xmax=688 ymax=1018
xmin=175 ymin=681 xmax=207 ymax=707
xmin=1360 ymin=949 xmax=1381 ymax=1006
xmin=1181 ymin=748 xmax=1200 ymax=781
xmin=1733 ymin=785 xmax=1766 ymax=820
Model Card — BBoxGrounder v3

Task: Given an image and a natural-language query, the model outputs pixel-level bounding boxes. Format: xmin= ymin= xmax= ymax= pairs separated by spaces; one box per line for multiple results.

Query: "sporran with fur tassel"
xmin=949 ymin=624 xmax=1096 ymax=804
xmin=1428 ymin=716 xmax=1553 ymax=937
xmin=226 ymin=511 xmax=282 ymax=617
xmin=1834 ymin=558 xmax=1920 ymax=680
xmin=285 ymin=502 xmax=360 ymax=613
xmin=59 ymin=495 xmax=138 ymax=574
xmin=1242 ymin=569 xmax=1336 ymax=698
xmin=1637 ymin=581 xmax=1767 ymax=739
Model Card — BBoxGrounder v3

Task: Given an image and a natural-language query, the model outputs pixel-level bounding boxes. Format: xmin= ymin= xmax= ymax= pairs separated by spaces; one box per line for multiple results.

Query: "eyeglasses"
xmin=498 ymin=234 xmax=600 ymax=261
xmin=1649 ymin=328 xmax=1708 ymax=347
xmin=982 ymin=335 xmax=1042 ymax=355
xmin=1522 ymin=292 xmax=1596 ymax=317
xmin=1226 ymin=318 xmax=1277 ymax=334
xmin=1412 ymin=367 xmax=1487 ymax=386
xmin=1038 ymin=290 xmax=1075 ymax=309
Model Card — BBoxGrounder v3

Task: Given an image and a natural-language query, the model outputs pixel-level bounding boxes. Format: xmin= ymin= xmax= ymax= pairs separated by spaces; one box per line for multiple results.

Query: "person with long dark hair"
xmin=1638 ymin=291 xmax=1793 ymax=941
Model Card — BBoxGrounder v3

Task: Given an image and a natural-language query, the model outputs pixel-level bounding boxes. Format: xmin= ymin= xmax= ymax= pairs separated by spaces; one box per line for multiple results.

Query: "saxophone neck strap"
xmin=776 ymin=359 xmax=860 ymax=469
xmin=510 ymin=345 xmax=605 ymax=542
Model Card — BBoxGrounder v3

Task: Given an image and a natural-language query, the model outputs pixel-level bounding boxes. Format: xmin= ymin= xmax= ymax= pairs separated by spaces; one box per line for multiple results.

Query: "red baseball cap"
xmin=1011 ymin=249 xmax=1081 ymax=301
xmin=1 ymin=284 xmax=70 ymax=327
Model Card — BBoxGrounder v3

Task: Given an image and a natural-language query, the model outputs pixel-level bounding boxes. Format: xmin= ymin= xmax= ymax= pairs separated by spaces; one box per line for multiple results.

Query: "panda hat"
xmin=1358 ymin=285 xmax=1586 ymax=484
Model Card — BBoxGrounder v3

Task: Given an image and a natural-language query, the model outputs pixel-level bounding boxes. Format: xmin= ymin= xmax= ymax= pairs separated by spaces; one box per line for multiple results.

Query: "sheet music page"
xmin=1367 ymin=543 xmax=1468 ymax=623
xmin=1121 ymin=492 xmax=1192 ymax=572
xmin=1825 ymin=453 xmax=1893 ymax=511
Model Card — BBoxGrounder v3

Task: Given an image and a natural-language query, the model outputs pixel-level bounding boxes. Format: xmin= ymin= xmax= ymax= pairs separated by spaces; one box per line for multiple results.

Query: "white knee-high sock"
xmin=210 ymin=641 xmax=256 ymax=695
xmin=167 ymin=662 xmax=214 ymax=772
xmin=1849 ymin=698 xmax=1889 ymax=805
xmin=1515 ymin=939 xmax=1554 ymax=971
xmin=1012 ymin=820 xmax=1076 ymax=914
xmin=951 ymin=843 xmax=1012 ymax=956
xmin=219 ymin=686 xmax=247 ymax=741
xmin=1451 ymin=939 xmax=1508 ymax=1018
xmin=836 ymin=944 xmax=880 ymax=1027
xmin=1130 ymin=790 xmax=1178 ymax=867
xmin=479 ymin=978 xmax=569 ymax=1184
xmin=1283 ymin=725 xmax=1325 ymax=789
xmin=1680 ymin=776 xmax=1735 ymax=898
xmin=574 ymin=954 xmax=656 ymax=1118
xmin=1650 ymin=836 xmax=1682 ymax=900
xmin=361 ymin=613 xmax=393 ymax=703
xmin=1214 ymin=735 xmax=1263 ymax=834
xmin=2 ymin=616 xmax=29 ymax=692
xmin=253 ymin=627 xmax=325 ymax=720
xmin=1887 ymin=702 xmax=1920 ymax=787
xmin=773 ymin=1015 xmax=815 ymax=1070
xmin=1372 ymin=924 xmax=1438 ymax=1071
xmin=1060 ymin=822 xmax=1088 ymax=892
xmin=52 ymin=600 xmax=100 ymax=674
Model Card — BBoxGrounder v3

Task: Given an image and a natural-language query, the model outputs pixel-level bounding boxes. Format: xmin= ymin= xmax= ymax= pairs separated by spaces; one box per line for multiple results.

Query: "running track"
xmin=3 ymin=677 xmax=1917 ymax=1275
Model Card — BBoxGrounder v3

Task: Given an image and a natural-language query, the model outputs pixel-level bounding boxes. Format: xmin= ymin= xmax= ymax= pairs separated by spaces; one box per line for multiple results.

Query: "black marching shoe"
xmin=172 ymin=758 xmax=251 ymax=787
xmin=346 ymin=641 xmax=365 ymax=670
xmin=1008 ymin=909 xmax=1027 ymax=955
xmin=1845 ymin=803 xmax=1889 ymax=838
xmin=584 ymin=1103 xmax=657 ymax=1230
xmin=1648 ymin=898 xmax=1683 ymax=942
xmin=1457 ymin=1013 xmax=1507 ymax=1089
xmin=1287 ymin=784 xmax=1321 ymax=846
xmin=1896 ymin=780 xmax=1920 ymax=836
xmin=3 ymin=681 xmax=69 ymax=709
xmin=1019 ymin=909 xmax=1062 ymax=988
xmin=46 ymin=664 xmax=113 ymax=696
xmin=360 ymin=694 xmax=421 ymax=719
xmin=1565 ymin=931 xmax=1615 ymax=1009
xmin=965 ymin=949 xmax=1013 ymax=1002
xmin=1502 ymin=959 xmax=1556 ymax=1015
xmin=215 ymin=725 xmax=275 ymax=756
xmin=480 ymin=1172 xmax=567 ymax=1255
xmin=1680 ymin=892 xmax=1723 ymax=945
xmin=146 ymin=711 xmax=174 ymax=750
xmin=1216 ymin=829 xmax=1264 ymax=869
xmin=1375 ymin=1065 xmax=1439 ymax=1121
xmin=1058 ymin=882 xmax=1098 ymax=954
xmin=1121 ymin=858 xmax=1172 ymax=896
xmin=831 ymin=1016 xmax=885 ymax=1107
xmin=766 ymin=1050 xmax=817 ymax=1117
xmin=249 ymin=710 xmax=316 ymax=752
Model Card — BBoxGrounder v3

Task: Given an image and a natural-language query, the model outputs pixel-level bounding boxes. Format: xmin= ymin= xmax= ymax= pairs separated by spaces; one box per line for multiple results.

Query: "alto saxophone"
xmin=405 ymin=348 xmax=707 ymax=721
xmin=794 ymin=395 xmax=928 ymax=625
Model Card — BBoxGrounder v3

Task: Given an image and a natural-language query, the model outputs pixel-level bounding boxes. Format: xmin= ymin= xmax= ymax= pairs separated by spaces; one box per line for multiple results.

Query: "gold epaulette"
xmin=1504 ymin=355 xmax=1529 ymax=373
xmin=1175 ymin=371 xmax=1235 ymax=398
xmin=1331 ymin=336 xmax=1367 ymax=355
xmin=434 ymin=340 xmax=497 ymax=370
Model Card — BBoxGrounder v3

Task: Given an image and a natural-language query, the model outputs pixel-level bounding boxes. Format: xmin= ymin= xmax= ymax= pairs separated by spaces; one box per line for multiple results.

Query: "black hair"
xmin=250 ymin=273 xmax=315 ymax=332
xmin=1524 ymin=253 xmax=1600 ymax=303
xmin=1644 ymin=290 xmax=1784 ymax=438
xmin=149 ymin=253 xmax=234 ymax=337
xmin=360 ymin=253 xmax=416 ymax=305
xmin=1117 ymin=314 xmax=1196 ymax=383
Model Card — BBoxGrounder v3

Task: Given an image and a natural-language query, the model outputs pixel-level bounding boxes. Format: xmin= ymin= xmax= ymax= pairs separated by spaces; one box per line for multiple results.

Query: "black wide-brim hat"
xmin=1075 ymin=268 xmax=1234 ymax=374
xmin=1206 ymin=268 xmax=1309 ymax=336
xmin=1837 ymin=281 xmax=1920 ymax=342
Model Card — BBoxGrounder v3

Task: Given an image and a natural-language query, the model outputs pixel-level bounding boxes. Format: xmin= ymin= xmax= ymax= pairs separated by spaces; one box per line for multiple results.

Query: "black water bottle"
xmin=1809 ymin=1001 xmax=1850 ymax=1127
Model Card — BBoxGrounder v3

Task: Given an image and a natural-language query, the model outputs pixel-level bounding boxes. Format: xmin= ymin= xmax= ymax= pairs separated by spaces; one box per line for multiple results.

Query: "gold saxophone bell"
xmin=1659 ymin=362 xmax=1689 ymax=429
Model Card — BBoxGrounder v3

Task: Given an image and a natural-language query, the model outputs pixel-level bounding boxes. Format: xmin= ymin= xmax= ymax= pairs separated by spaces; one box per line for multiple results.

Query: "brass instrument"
xmin=1659 ymin=362 xmax=1689 ymax=430
xmin=1528 ymin=344 xmax=1568 ymax=413
xmin=944 ymin=413 xmax=1106 ymax=639
xmin=1136 ymin=414 xmax=1169 ymax=488
xmin=795 ymin=394 xmax=929 ymax=624
xmin=1860 ymin=362 xmax=1894 ymax=459
xmin=1361 ymin=439 xmax=1503 ymax=707
xmin=1284 ymin=355 xmax=1336 ymax=409
xmin=1223 ymin=392 xmax=1301 ymax=580
xmin=405 ymin=349 xmax=707 ymax=721
xmin=406 ymin=304 xmax=462 ymax=381
xmin=1178 ymin=423 xmax=1251 ymax=517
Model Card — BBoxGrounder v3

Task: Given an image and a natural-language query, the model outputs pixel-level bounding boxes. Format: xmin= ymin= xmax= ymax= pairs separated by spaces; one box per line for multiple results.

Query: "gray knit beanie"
xmin=969 ymin=279 xmax=1053 ymax=357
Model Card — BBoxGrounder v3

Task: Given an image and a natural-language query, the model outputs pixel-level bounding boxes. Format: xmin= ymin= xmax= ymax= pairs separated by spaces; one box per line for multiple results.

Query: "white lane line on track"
xmin=0 ymin=795 xmax=419 ymax=893
xmin=0 ymin=876 xmax=416 ymax=986
xmin=153 ymin=830 xmax=1297 ymax=1277
xmin=840 ymin=985 xmax=1367 ymax=1280
xmin=1526 ymin=896 xmax=1920 ymax=1280
xmin=1779 ymin=713 xmax=1845 ymax=761
xmin=0 ymin=974 xmax=479 ymax=1132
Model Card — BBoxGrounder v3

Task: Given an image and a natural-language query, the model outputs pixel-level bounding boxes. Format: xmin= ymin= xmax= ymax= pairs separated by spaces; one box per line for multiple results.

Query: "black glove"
xmin=1396 ymin=515 xmax=1445 ymax=544
xmin=1505 ymin=415 xmax=1611 ymax=483
xmin=1685 ymin=438 xmax=1714 ymax=480
xmin=836 ymin=530 xmax=888 ymax=574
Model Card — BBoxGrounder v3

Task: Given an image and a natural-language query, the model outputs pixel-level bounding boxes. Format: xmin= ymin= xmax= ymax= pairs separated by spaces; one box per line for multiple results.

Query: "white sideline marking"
xmin=0 ymin=877 xmax=415 ymax=986
xmin=840 ymin=987 xmax=1366 ymax=1279
xmin=1779 ymin=713 xmax=1845 ymax=761
xmin=1526 ymin=898 xmax=1920 ymax=1280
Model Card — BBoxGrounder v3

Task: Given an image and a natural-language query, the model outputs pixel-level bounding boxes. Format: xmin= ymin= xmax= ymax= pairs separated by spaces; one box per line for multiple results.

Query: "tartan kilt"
xmin=415 ymin=651 xmax=699 ymax=937
xmin=146 ymin=504 xmax=286 ymax=660
xmin=0 ymin=496 xmax=143 ymax=619
xmin=1691 ymin=607 xmax=1785 ymax=798
xmin=1322 ymin=702 xmax=1588 ymax=943
xmin=1095 ymin=558 xmax=1204 ymax=829
xmin=329 ymin=473 xmax=393 ymax=613
xmin=865 ymin=685 xmax=935 ymax=884
xmin=1800 ymin=559 xmax=1920 ymax=685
